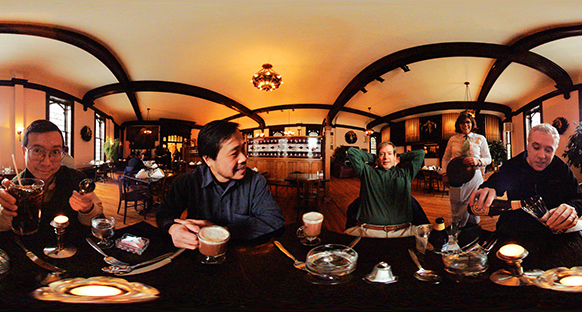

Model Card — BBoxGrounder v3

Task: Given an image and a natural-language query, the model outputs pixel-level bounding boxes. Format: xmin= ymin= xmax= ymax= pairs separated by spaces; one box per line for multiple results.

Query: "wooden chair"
xmin=117 ymin=174 xmax=152 ymax=224
xmin=294 ymin=178 xmax=321 ymax=220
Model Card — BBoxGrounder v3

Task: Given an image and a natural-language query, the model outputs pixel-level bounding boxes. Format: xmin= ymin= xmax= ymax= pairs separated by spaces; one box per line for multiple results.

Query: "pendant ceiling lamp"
xmin=251 ymin=64 xmax=282 ymax=91
xmin=365 ymin=107 xmax=375 ymax=136
xmin=463 ymin=81 xmax=475 ymax=117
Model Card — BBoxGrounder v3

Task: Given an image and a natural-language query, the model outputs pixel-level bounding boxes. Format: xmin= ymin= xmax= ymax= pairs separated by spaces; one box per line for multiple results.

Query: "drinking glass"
xmin=414 ymin=224 xmax=432 ymax=255
xmin=91 ymin=216 xmax=115 ymax=249
xmin=296 ymin=211 xmax=324 ymax=246
xmin=7 ymin=178 xmax=44 ymax=235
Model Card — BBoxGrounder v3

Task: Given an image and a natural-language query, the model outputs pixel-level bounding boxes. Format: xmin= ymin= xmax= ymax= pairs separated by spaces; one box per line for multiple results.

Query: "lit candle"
xmin=69 ymin=285 xmax=123 ymax=297
xmin=499 ymin=244 xmax=525 ymax=258
xmin=560 ymin=276 xmax=582 ymax=286
xmin=53 ymin=215 xmax=69 ymax=226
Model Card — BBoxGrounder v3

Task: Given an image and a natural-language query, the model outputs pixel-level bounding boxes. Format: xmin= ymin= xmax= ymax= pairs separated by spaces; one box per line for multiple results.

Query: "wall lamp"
xmin=17 ymin=127 xmax=24 ymax=142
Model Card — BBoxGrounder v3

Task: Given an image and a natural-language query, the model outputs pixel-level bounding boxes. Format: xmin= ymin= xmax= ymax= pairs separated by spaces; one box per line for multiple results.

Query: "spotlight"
xmin=375 ymin=77 xmax=385 ymax=83
xmin=400 ymin=65 xmax=410 ymax=72
xmin=361 ymin=88 xmax=367 ymax=93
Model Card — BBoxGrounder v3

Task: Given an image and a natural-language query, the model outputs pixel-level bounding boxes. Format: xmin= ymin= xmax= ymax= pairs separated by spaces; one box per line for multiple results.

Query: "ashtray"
xmin=116 ymin=234 xmax=149 ymax=255
xmin=364 ymin=261 xmax=398 ymax=284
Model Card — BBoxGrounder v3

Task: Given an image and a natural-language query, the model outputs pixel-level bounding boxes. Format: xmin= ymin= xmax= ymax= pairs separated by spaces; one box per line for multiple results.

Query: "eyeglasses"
xmin=25 ymin=147 xmax=64 ymax=162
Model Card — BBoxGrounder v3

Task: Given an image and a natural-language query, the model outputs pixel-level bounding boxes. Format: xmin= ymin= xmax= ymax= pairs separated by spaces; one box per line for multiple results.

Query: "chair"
xmin=117 ymin=174 xmax=152 ymax=224
xmin=294 ymin=178 xmax=321 ymax=220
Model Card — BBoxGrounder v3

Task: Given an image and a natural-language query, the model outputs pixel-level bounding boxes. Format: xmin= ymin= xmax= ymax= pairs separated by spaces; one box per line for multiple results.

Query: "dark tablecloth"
xmin=1 ymin=221 xmax=582 ymax=311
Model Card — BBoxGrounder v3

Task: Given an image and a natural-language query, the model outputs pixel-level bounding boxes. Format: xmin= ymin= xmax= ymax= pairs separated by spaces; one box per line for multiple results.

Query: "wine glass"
xmin=91 ymin=216 xmax=115 ymax=249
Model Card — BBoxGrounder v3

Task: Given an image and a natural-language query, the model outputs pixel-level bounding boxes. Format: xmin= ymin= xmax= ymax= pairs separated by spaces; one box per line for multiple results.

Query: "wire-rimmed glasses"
xmin=25 ymin=147 xmax=64 ymax=162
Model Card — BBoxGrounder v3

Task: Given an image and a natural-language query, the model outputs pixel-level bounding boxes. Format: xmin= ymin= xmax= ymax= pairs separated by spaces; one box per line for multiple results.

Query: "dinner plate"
xmin=533 ymin=266 xmax=582 ymax=292
xmin=32 ymin=276 xmax=159 ymax=303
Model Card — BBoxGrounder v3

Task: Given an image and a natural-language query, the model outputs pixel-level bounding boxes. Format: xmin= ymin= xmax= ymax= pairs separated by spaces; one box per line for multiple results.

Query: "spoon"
xmin=408 ymin=249 xmax=442 ymax=284
xmin=79 ymin=178 xmax=96 ymax=195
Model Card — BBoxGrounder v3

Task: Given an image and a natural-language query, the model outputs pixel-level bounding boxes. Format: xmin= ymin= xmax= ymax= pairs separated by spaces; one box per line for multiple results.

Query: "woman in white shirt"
xmin=441 ymin=113 xmax=491 ymax=227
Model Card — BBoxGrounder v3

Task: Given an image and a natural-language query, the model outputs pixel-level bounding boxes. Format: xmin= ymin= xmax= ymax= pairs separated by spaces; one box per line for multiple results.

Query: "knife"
xmin=115 ymin=248 xmax=185 ymax=276
xmin=14 ymin=236 xmax=66 ymax=272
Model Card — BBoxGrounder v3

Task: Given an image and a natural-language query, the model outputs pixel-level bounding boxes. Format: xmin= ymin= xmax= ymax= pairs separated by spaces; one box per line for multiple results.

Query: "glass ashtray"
xmin=116 ymin=234 xmax=150 ymax=255
xmin=533 ymin=266 xmax=582 ymax=292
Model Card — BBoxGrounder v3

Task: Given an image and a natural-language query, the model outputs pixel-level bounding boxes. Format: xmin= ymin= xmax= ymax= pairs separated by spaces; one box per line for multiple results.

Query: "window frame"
xmin=46 ymin=95 xmax=73 ymax=156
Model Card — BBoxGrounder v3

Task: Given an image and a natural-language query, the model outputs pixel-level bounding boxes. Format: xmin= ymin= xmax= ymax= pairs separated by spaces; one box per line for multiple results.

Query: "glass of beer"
xmin=7 ymin=178 xmax=44 ymax=235
xmin=197 ymin=225 xmax=230 ymax=264
xmin=296 ymin=211 xmax=324 ymax=246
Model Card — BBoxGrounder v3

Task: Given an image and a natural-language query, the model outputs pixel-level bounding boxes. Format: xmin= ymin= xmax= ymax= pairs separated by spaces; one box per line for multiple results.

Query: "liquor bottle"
xmin=470 ymin=199 xmax=526 ymax=216
xmin=428 ymin=217 xmax=448 ymax=252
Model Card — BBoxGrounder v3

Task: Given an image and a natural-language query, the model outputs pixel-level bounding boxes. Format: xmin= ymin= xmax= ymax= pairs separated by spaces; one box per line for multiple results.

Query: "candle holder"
xmin=490 ymin=244 xmax=533 ymax=286
xmin=44 ymin=216 xmax=77 ymax=259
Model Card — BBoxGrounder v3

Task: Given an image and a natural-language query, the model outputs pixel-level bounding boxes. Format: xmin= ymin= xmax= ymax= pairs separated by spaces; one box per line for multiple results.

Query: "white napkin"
xmin=135 ymin=169 xmax=148 ymax=179
xmin=151 ymin=168 xmax=165 ymax=179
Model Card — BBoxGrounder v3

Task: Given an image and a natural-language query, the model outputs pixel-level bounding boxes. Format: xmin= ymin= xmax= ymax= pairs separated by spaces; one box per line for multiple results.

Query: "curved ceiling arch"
xmin=328 ymin=42 xmax=573 ymax=125
xmin=479 ymin=23 xmax=582 ymax=103
xmin=0 ymin=22 xmax=143 ymax=120
xmin=83 ymin=80 xmax=265 ymax=128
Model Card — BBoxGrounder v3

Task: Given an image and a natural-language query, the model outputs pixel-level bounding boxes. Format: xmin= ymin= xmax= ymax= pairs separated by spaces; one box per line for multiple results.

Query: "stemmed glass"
xmin=91 ymin=216 xmax=116 ymax=249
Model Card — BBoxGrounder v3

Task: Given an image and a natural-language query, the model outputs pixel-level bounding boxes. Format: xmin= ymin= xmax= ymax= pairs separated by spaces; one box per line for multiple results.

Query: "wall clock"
xmin=345 ymin=131 xmax=357 ymax=144
xmin=81 ymin=126 xmax=93 ymax=141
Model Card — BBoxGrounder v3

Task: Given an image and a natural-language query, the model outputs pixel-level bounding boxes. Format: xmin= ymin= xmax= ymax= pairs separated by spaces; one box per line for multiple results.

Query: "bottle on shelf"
xmin=428 ymin=217 xmax=448 ymax=253
xmin=470 ymin=198 xmax=526 ymax=216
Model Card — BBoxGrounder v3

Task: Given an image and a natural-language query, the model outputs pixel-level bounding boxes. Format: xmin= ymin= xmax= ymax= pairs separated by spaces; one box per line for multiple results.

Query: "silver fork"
xmin=86 ymin=238 xmax=129 ymax=266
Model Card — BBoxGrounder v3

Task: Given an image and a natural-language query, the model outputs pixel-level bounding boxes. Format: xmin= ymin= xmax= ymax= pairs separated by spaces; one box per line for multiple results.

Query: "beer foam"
xmin=199 ymin=226 xmax=230 ymax=244
xmin=303 ymin=212 xmax=323 ymax=224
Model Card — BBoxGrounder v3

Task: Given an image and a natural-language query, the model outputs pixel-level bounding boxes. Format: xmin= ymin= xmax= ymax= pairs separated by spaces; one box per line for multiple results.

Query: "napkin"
xmin=151 ymin=168 xmax=165 ymax=179
xmin=135 ymin=169 xmax=148 ymax=179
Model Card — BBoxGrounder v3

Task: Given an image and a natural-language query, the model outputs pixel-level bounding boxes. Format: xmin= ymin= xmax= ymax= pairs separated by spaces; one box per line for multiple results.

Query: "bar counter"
xmin=1 ymin=221 xmax=582 ymax=311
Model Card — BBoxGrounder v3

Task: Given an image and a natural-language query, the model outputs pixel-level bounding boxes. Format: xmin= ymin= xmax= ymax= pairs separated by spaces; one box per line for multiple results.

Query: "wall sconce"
xmin=17 ymin=127 xmax=24 ymax=142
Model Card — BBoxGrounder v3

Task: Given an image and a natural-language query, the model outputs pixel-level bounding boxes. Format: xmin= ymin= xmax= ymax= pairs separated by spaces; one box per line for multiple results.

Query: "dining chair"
xmin=294 ymin=178 xmax=321 ymax=220
xmin=117 ymin=174 xmax=152 ymax=224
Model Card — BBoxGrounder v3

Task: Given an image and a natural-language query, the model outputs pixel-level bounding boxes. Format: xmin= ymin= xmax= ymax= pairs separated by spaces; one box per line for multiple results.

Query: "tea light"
xmin=69 ymin=285 xmax=123 ymax=297
xmin=499 ymin=244 xmax=525 ymax=258
xmin=53 ymin=215 xmax=69 ymax=227
xmin=559 ymin=276 xmax=582 ymax=286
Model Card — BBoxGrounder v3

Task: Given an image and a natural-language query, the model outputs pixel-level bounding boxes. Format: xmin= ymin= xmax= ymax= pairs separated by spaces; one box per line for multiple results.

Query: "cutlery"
xmin=408 ymin=249 xmax=442 ymax=284
xmin=274 ymin=240 xmax=306 ymax=271
xmin=115 ymin=248 xmax=185 ymax=276
xmin=86 ymin=237 xmax=129 ymax=266
xmin=348 ymin=236 xmax=361 ymax=249
xmin=101 ymin=251 xmax=175 ymax=274
xmin=14 ymin=236 xmax=66 ymax=273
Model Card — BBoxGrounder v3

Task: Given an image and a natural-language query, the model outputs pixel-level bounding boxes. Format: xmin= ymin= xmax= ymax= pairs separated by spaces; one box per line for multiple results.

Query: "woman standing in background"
xmin=441 ymin=112 xmax=491 ymax=228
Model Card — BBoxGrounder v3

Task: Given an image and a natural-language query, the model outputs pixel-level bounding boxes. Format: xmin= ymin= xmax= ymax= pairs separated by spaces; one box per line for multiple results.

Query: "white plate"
xmin=533 ymin=266 xmax=582 ymax=292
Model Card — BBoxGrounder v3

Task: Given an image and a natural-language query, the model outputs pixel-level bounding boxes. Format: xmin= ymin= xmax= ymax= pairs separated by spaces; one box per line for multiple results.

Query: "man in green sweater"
xmin=345 ymin=142 xmax=426 ymax=238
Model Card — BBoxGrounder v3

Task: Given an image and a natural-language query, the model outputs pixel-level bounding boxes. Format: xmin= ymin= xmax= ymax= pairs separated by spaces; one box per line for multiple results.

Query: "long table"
xmin=2 ymin=221 xmax=582 ymax=310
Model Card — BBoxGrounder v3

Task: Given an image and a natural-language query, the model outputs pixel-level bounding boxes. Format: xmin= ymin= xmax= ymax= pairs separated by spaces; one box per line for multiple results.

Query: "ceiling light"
xmin=251 ymin=64 xmax=282 ymax=91
xmin=463 ymin=81 xmax=475 ymax=117
xmin=365 ymin=107 xmax=375 ymax=136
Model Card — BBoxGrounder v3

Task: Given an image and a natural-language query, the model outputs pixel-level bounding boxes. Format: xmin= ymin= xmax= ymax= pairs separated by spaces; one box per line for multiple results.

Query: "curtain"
xmin=405 ymin=118 xmax=420 ymax=143
xmin=442 ymin=113 xmax=458 ymax=140
xmin=484 ymin=115 xmax=500 ymax=142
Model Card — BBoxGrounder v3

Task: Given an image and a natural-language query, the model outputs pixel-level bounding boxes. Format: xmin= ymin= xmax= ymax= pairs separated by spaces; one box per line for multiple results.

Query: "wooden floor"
xmin=95 ymin=173 xmax=497 ymax=233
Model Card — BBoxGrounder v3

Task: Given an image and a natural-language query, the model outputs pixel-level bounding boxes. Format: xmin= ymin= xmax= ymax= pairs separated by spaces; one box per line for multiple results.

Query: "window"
xmin=524 ymin=104 xmax=542 ymax=140
xmin=370 ymin=135 xmax=377 ymax=155
xmin=47 ymin=96 xmax=73 ymax=154
xmin=95 ymin=113 xmax=105 ymax=161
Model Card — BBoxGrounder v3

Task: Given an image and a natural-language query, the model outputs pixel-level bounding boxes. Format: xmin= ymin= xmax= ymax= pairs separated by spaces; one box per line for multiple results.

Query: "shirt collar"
xmin=200 ymin=164 xmax=235 ymax=189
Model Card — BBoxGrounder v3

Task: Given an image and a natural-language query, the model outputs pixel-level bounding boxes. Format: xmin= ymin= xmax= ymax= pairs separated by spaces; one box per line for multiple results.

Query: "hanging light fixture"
xmin=463 ymin=81 xmax=475 ymax=117
xmin=365 ymin=107 xmax=375 ymax=136
xmin=251 ymin=64 xmax=283 ymax=91
xmin=143 ymin=108 xmax=153 ymax=135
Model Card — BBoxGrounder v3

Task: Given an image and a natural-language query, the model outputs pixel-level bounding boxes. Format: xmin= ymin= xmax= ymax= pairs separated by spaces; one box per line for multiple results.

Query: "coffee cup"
xmin=296 ymin=211 xmax=324 ymax=246
xmin=6 ymin=178 xmax=44 ymax=235
xmin=197 ymin=225 xmax=230 ymax=264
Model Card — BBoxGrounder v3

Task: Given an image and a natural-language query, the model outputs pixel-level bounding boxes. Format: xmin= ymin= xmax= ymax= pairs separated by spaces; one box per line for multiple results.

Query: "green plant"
xmin=103 ymin=137 xmax=120 ymax=162
xmin=332 ymin=146 xmax=350 ymax=165
xmin=488 ymin=140 xmax=507 ymax=169
xmin=563 ymin=122 xmax=582 ymax=173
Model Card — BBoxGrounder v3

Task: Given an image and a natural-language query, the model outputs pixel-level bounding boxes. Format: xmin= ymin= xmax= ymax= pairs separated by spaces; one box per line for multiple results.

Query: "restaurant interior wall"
xmin=333 ymin=127 xmax=369 ymax=152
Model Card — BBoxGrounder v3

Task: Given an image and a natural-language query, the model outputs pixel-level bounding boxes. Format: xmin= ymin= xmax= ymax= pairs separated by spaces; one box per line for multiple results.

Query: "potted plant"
xmin=563 ymin=122 xmax=582 ymax=173
xmin=331 ymin=146 xmax=356 ymax=178
xmin=488 ymin=140 xmax=507 ymax=171
xmin=103 ymin=137 xmax=120 ymax=162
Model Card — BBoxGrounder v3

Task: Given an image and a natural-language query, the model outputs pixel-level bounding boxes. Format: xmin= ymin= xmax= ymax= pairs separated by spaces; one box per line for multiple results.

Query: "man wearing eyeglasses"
xmin=0 ymin=120 xmax=103 ymax=234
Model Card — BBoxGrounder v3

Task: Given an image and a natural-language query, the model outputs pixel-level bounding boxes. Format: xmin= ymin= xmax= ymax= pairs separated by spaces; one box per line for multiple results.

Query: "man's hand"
xmin=69 ymin=190 xmax=95 ymax=213
xmin=540 ymin=204 xmax=579 ymax=232
xmin=168 ymin=219 xmax=214 ymax=250
xmin=0 ymin=179 xmax=17 ymax=217
xmin=468 ymin=187 xmax=497 ymax=215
